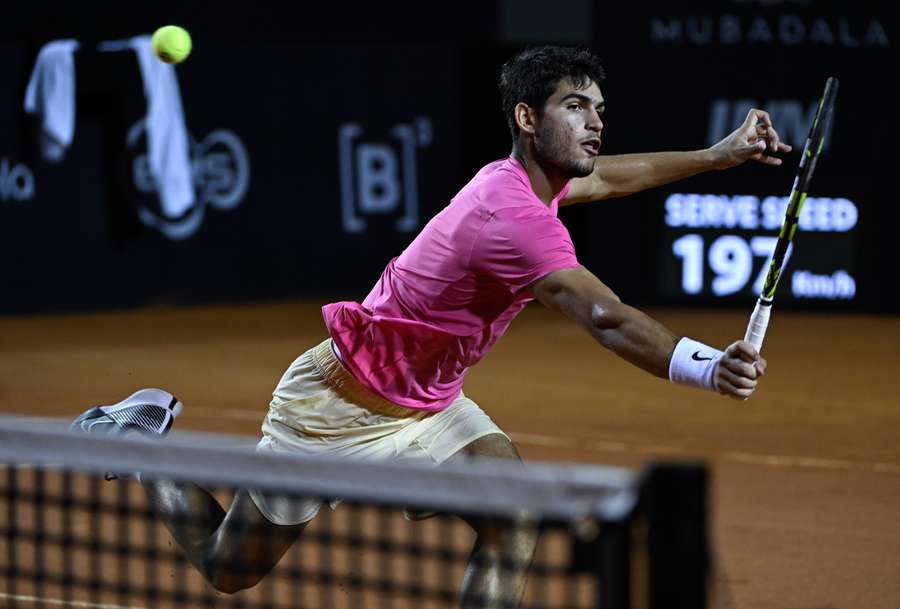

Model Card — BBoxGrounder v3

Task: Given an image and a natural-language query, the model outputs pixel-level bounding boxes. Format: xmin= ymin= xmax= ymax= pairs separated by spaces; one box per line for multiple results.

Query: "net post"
xmin=599 ymin=521 xmax=631 ymax=609
xmin=643 ymin=462 xmax=709 ymax=609
xmin=569 ymin=508 xmax=633 ymax=609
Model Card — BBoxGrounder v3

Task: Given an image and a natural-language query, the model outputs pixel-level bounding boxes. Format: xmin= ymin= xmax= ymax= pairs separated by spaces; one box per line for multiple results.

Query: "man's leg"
xmin=451 ymin=434 xmax=539 ymax=609
xmin=72 ymin=388 xmax=309 ymax=593
xmin=141 ymin=482 xmax=307 ymax=593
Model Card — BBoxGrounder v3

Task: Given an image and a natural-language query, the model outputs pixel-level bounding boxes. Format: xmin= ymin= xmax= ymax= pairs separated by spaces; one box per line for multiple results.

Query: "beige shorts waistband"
xmin=311 ymin=339 xmax=424 ymax=419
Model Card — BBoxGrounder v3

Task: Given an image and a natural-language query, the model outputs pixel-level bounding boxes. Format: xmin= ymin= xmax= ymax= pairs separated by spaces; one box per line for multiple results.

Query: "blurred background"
xmin=2 ymin=0 xmax=896 ymax=315
xmin=3 ymin=3 xmax=900 ymax=608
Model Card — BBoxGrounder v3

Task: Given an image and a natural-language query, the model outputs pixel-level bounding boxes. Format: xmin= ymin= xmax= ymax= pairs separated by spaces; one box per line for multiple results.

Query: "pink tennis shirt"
xmin=323 ymin=156 xmax=580 ymax=411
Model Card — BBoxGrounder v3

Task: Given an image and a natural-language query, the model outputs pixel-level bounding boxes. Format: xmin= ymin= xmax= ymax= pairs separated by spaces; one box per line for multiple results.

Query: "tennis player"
xmin=74 ymin=46 xmax=788 ymax=607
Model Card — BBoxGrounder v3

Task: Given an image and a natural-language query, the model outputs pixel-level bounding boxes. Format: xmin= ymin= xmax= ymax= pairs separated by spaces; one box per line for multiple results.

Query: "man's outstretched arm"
xmin=563 ymin=108 xmax=792 ymax=205
xmin=531 ymin=266 xmax=766 ymax=399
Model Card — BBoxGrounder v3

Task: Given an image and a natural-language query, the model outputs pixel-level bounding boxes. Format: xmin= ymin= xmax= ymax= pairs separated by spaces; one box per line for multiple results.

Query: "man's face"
xmin=531 ymin=79 xmax=605 ymax=178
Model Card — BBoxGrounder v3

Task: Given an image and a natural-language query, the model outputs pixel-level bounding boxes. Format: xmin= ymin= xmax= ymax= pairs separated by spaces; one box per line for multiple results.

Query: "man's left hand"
xmin=709 ymin=108 xmax=792 ymax=169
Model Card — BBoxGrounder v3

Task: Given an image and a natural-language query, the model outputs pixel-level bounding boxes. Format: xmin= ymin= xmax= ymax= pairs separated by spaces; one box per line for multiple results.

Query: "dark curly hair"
xmin=498 ymin=46 xmax=606 ymax=140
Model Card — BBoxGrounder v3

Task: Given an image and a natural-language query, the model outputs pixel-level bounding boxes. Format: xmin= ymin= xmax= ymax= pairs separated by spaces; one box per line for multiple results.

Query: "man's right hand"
xmin=714 ymin=340 xmax=767 ymax=400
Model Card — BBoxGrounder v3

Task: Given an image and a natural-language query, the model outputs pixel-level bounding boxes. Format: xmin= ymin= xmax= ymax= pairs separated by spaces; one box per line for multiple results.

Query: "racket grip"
xmin=744 ymin=299 xmax=772 ymax=352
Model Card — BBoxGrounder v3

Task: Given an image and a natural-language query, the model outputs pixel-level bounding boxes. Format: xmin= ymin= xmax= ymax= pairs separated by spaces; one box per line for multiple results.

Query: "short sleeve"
xmin=471 ymin=206 xmax=580 ymax=293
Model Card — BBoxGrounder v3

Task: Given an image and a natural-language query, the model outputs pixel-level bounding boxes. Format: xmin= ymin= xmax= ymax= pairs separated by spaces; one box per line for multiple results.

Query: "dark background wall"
xmin=2 ymin=1 xmax=896 ymax=314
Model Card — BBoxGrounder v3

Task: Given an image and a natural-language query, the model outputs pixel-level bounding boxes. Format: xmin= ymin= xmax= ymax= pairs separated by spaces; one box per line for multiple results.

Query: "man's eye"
xmin=568 ymin=105 xmax=582 ymax=111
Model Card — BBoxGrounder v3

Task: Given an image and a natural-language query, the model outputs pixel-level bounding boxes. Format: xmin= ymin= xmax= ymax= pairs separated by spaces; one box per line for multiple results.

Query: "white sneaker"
xmin=71 ymin=388 xmax=182 ymax=480
xmin=71 ymin=388 xmax=182 ymax=437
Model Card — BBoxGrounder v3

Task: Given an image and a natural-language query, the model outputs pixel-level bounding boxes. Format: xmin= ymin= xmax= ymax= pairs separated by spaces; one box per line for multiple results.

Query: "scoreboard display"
xmin=659 ymin=192 xmax=858 ymax=303
xmin=580 ymin=4 xmax=894 ymax=310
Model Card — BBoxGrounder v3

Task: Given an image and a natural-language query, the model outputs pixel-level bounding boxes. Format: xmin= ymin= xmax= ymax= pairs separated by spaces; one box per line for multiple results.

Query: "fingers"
xmin=714 ymin=368 xmax=757 ymax=400
xmin=720 ymin=355 xmax=757 ymax=380
xmin=741 ymin=108 xmax=764 ymax=130
xmin=755 ymin=355 xmax=768 ymax=377
xmin=714 ymin=108 xmax=793 ymax=169
xmin=716 ymin=340 xmax=767 ymax=400
xmin=742 ymin=109 xmax=793 ymax=165
xmin=753 ymin=113 xmax=792 ymax=152
xmin=755 ymin=152 xmax=783 ymax=166
xmin=726 ymin=340 xmax=759 ymax=364
xmin=715 ymin=374 xmax=756 ymax=400
xmin=745 ymin=140 xmax=784 ymax=166
xmin=718 ymin=366 xmax=756 ymax=390
xmin=766 ymin=127 xmax=791 ymax=153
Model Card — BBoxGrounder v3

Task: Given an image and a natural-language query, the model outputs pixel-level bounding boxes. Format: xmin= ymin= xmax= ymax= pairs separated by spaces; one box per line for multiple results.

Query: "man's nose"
xmin=586 ymin=111 xmax=603 ymax=133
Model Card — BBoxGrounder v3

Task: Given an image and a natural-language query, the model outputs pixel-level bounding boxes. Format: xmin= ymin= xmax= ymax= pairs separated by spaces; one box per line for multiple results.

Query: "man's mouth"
xmin=580 ymin=139 xmax=601 ymax=156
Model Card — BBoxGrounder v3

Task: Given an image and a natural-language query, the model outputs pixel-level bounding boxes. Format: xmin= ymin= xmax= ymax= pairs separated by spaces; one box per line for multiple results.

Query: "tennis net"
xmin=0 ymin=415 xmax=708 ymax=609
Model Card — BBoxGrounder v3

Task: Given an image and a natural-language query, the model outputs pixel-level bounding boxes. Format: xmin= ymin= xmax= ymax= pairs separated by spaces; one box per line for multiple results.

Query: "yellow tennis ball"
xmin=151 ymin=25 xmax=192 ymax=64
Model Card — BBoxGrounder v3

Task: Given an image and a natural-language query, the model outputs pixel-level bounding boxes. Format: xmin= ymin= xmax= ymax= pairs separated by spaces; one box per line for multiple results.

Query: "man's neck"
xmin=511 ymin=146 xmax=569 ymax=207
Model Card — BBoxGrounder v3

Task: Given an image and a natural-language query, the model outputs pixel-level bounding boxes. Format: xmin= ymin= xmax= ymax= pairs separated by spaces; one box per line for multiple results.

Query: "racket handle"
xmin=744 ymin=299 xmax=773 ymax=352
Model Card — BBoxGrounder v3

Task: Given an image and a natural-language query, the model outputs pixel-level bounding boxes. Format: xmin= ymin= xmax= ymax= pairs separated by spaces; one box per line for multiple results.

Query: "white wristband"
xmin=668 ymin=337 xmax=724 ymax=392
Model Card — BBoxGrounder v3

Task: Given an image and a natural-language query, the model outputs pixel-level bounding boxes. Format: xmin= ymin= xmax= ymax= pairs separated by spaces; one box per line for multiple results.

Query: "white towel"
xmin=23 ymin=39 xmax=80 ymax=163
xmin=100 ymin=36 xmax=194 ymax=218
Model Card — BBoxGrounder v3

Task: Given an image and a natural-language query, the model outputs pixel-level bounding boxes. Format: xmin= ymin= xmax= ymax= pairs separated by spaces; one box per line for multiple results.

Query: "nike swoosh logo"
xmin=692 ymin=351 xmax=714 ymax=362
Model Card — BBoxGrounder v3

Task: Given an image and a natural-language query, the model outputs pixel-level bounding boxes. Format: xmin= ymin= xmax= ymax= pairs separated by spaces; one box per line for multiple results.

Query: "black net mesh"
xmin=0 ymin=417 xmax=708 ymax=609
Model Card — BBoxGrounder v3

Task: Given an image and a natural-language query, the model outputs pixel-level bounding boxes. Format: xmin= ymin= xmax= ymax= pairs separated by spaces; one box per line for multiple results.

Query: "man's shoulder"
xmin=459 ymin=158 xmax=539 ymax=211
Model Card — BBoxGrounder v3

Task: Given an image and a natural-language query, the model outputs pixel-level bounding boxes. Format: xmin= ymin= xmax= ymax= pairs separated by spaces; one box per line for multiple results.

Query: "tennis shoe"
xmin=71 ymin=388 xmax=182 ymax=438
xmin=71 ymin=388 xmax=182 ymax=480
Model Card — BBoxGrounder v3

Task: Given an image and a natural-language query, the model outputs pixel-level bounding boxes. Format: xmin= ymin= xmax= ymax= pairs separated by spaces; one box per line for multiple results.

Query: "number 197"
xmin=672 ymin=234 xmax=790 ymax=296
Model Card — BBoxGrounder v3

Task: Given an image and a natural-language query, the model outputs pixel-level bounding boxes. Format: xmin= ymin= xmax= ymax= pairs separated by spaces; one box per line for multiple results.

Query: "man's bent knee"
xmin=200 ymin=491 xmax=306 ymax=594
xmin=207 ymin=566 xmax=263 ymax=594
xmin=461 ymin=433 xmax=521 ymax=461
xmin=207 ymin=569 xmax=246 ymax=594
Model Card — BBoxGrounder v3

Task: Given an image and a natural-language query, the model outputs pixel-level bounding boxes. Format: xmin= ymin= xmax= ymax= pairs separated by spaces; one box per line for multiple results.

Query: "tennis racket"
xmin=744 ymin=77 xmax=839 ymax=352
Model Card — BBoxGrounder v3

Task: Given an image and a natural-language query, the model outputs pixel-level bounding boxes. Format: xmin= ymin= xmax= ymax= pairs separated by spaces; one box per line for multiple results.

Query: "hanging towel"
xmin=23 ymin=39 xmax=80 ymax=163
xmin=100 ymin=36 xmax=194 ymax=218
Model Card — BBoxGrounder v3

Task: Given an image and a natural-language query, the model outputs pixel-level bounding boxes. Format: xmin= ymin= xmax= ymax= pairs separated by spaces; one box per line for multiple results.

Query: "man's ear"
xmin=514 ymin=102 xmax=537 ymax=135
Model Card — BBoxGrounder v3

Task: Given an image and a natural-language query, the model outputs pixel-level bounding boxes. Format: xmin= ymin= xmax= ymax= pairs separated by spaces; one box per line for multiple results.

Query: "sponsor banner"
xmin=0 ymin=157 xmax=35 ymax=202
xmin=1 ymin=5 xmax=896 ymax=312
xmin=338 ymin=117 xmax=433 ymax=235
xmin=648 ymin=12 xmax=890 ymax=49
xmin=0 ymin=43 xmax=458 ymax=313
xmin=127 ymin=119 xmax=251 ymax=241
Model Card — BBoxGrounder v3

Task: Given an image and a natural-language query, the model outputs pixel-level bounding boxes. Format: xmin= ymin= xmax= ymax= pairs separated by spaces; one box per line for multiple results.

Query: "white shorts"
xmin=248 ymin=339 xmax=507 ymax=525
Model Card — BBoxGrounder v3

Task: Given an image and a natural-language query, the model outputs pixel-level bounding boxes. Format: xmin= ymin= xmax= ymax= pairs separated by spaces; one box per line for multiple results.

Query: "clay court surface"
xmin=1 ymin=301 xmax=898 ymax=608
